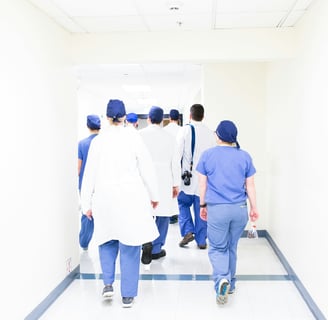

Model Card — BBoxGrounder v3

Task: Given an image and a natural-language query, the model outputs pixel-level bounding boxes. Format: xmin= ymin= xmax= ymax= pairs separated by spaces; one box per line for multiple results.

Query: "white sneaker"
xmin=216 ymin=279 xmax=230 ymax=305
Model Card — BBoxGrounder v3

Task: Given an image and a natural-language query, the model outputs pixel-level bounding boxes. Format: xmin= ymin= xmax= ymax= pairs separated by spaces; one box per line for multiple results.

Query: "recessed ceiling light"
xmin=168 ymin=1 xmax=183 ymax=11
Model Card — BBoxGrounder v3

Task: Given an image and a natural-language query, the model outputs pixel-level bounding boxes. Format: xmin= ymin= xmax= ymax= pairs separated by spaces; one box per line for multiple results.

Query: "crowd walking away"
xmin=196 ymin=120 xmax=259 ymax=305
xmin=80 ymin=99 xmax=160 ymax=308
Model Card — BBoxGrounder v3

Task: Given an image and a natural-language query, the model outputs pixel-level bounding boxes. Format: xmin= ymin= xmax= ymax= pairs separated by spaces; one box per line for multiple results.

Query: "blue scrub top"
xmin=78 ymin=134 xmax=98 ymax=191
xmin=196 ymin=146 xmax=256 ymax=204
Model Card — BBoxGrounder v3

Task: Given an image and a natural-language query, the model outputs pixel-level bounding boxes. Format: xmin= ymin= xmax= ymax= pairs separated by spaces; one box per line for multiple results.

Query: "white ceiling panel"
xmin=74 ymin=16 xmax=148 ymax=33
xmin=27 ymin=0 xmax=316 ymax=114
xmin=215 ymin=12 xmax=286 ymax=29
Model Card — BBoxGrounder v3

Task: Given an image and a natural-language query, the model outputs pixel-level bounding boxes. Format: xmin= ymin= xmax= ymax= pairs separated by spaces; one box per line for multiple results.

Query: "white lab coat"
xmin=139 ymin=124 xmax=181 ymax=217
xmin=80 ymin=125 xmax=160 ymax=246
xmin=164 ymin=122 xmax=182 ymax=215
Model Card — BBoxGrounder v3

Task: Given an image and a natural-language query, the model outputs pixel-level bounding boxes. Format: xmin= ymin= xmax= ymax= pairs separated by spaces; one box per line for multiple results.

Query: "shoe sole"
xmin=103 ymin=292 xmax=114 ymax=299
xmin=216 ymin=280 xmax=230 ymax=305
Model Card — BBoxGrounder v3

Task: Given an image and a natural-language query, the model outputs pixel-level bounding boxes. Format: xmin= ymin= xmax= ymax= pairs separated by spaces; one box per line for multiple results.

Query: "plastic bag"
xmin=247 ymin=224 xmax=258 ymax=239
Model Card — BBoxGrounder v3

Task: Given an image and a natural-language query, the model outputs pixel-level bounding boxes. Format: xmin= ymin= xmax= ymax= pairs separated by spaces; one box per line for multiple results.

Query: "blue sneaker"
xmin=122 ymin=297 xmax=134 ymax=308
xmin=102 ymin=285 xmax=114 ymax=299
xmin=216 ymin=279 xmax=230 ymax=305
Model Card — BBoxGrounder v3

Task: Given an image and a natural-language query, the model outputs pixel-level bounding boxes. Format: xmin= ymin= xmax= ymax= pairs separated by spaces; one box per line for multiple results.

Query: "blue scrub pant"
xmin=177 ymin=191 xmax=207 ymax=245
xmin=207 ymin=202 xmax=248 ymax=293
xmin=79 ymin=214 xmax=94 ymax=249
xmin=152 ymin=216 xmax=170 ymax=254
xmin=99 ymin=240 xmax=141 ymax=298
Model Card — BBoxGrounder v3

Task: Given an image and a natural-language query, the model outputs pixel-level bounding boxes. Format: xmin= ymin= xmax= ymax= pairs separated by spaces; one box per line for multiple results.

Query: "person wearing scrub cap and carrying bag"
xmin=80 ymin=99 xmax=160 ymax=308
xmin=196 ymin=120 xmax=259 ymax=305
xmin=78 ymin=114 xmax=101 ymax=250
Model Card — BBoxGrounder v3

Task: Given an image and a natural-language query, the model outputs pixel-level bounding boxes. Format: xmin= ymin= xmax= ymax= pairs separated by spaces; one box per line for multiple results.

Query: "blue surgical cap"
xmin=87 ymin=114 xmax=101 ymax=130
xmin=216 ymin=120 xmax=240 ymax=148
xmin=169 ymin=109 xmax=179 ymax=120
xmin=126 ymin=113 xmax=138 ymax=123
xmin=149 ymin=106 xmax=164 ymax=124
xmin=106 ymin=99 xmax=126 ymax=122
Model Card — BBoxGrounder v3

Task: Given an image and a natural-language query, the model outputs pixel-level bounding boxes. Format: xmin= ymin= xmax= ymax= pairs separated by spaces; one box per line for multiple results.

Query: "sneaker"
xmin=102 ymin=285 xmax=114 ymax=299
xmin=122 ymin=297 xmax=134 ymax=308
xmin=151 ymin=249 xmax=166 ymax=260
xmin=141 ymin=242 xmax=153 ymax=265
xmin=198 ymin=244 xmax=207 ymax=249
xmin=179 ymin=232 xmax=194 ymax=247
xmin=216 ymin=279 xmax=230 ymax=305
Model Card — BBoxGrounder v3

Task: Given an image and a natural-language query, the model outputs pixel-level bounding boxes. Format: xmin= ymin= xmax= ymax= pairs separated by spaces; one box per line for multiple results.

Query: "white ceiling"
xmin=28 ymin=0 xmax=315 ymax=32
xmin=27 ymin=0 xmax=315 ymax=114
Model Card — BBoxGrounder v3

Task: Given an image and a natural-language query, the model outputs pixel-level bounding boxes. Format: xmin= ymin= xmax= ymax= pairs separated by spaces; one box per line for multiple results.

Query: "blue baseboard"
xmin=24 ymin=265 xmax=80 ymax=320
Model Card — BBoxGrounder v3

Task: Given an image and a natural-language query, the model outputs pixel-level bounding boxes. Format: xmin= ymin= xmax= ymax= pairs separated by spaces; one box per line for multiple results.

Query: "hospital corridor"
xmin=2 ymin=1 xmax=328 ymax=319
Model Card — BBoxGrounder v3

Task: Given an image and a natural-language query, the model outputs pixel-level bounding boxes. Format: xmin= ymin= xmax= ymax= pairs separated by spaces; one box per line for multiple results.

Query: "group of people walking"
xmin=78 ymin=99 xmax=259 ymax=308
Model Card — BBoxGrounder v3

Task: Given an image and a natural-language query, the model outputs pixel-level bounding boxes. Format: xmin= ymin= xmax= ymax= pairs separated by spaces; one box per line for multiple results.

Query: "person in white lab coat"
xmin=80 ymin=99 xmax=160 ymax=308
xmin=163 ymin=109 xmax=181 ymax=224
xmin=139 ymin=106 xmax=181 ymax=264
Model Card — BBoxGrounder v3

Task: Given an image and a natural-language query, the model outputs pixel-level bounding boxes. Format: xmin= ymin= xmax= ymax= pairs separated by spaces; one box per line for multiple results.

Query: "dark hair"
xmin=190 ymin=104 xmax=204 ymax=121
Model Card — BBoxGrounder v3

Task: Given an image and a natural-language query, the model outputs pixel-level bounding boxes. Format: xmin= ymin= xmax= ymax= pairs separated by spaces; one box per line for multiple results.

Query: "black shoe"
xmin=198 ymin=244 xmax=207 ymax=249
xmin=179 ymin=232 xmax=194 ymax=247
xmin=151 ymin=249 xmax=166 ymax=260
xmin=141 ymin=242 xmax=153 ymax=265
xmin=169 ymin=215 xmax=178 ymax=224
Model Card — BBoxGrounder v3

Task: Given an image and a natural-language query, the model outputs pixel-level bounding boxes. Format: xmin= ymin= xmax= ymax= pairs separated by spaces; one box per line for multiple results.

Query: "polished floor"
xmin=39 ymin=223 xmax=316 ymax=320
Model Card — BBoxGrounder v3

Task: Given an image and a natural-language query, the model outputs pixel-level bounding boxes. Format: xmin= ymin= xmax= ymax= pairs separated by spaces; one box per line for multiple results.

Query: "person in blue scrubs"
xmin=78 ymin=114 xmax=101 ymax=250
xmin=196 ymin=120 xmax=259 ymax=305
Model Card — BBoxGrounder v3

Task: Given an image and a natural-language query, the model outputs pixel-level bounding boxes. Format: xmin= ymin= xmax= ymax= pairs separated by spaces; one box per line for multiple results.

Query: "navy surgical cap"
xmin=169 ymin=109 xmax=179 ymax=120
xmin=216 ymin=120 xmax=240 ymax=149
xmin=126 ymin=113 xmax=138 ymax=123
xmin=106 ymin=99 xmax=126 ymax=122
xmin=149 ymin=106 xmax=164 ymax=123
xmin=87 ymin=114 xmax=101 ymax=130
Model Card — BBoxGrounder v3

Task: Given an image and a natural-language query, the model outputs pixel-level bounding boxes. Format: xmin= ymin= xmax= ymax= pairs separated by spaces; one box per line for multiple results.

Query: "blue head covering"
xmin=169 ymin=109 xmax=179 ymax=120
xmin=87 ymin=114 xmax=101 ymax=130
xmin=216 ymin=120 xmax=240 ymax=149
xmin=106 ymin=99 xmax=126 ymax=122
xmin=126 ymin=113 xmax=138 ymax=123
xmin=149 ymin=106 xmax=164 ymax=124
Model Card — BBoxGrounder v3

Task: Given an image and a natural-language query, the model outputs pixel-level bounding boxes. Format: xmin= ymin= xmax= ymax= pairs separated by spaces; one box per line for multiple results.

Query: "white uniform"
xmin=139 ymin=124 xmax=181 ymax=217
xmin=81 ymin=125 xmax=159 ymax=246
xmin=177 ymin=120 xmax=216 ymax=196
xmin=164 ymin=122 xmax=182 ymax=215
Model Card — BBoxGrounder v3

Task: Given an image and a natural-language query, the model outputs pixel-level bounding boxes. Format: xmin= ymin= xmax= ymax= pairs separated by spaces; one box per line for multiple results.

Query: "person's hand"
xmin=85 ymin=209 xmax=93 ymax=220
xmin=151 ymin=201 xmax=159 ymax=209
xmin=172 ymin=186 xmax=179 ymax=198
xmin=200 ymin=207 xmax=207 ymax=221
xmin=249 ymin=208 xmax=259 ymax=222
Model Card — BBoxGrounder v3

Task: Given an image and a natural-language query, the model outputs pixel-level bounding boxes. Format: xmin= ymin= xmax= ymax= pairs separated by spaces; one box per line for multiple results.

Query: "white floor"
xmin=40 ymin=223 xmax=315 ymax=320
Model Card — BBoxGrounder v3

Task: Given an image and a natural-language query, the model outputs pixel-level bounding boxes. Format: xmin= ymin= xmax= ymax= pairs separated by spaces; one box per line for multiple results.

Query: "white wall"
xmin=266 ymin=0 xmax=328 ymax=316
xmin=0 ymin=1 xmax=78 ymax=318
